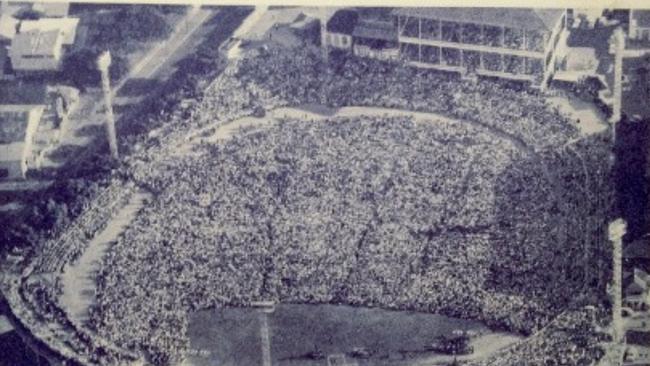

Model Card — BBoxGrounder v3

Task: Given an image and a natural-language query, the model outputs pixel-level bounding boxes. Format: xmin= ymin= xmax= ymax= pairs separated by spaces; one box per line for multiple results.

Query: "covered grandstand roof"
xmin=353 ymin=20 xmax=397 ymax=41
xmin=326 ymin=9 xmax=359 ymax=35
xmin=392 ymin=7 xmax=565 ymax=32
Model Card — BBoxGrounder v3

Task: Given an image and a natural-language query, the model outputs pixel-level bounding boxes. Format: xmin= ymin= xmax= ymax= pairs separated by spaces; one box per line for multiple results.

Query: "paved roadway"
xmin=40 ymin=6 xmax=216 ymax=170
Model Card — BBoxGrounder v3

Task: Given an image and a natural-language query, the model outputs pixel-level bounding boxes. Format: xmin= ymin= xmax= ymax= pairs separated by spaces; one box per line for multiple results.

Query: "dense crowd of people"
xmin=210 ymin=47 xmax=579 ymax=150
xmin=14 ymin=43 xmax=614 ymax=365
xmin=91 ymin=115 xmax=522 ymax=361
xmin=88 ymin=108 xmax=608 ymax=364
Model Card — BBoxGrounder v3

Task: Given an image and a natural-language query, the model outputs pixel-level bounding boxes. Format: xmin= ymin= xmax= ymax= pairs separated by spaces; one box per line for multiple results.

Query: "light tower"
xmin=319 ymin=7 xmax=329 ymax=106
xmin=608 ymin=218 xmax=626 ymax=343
xmin=609 ymin=27 xmax=625 ymax=141
xmin=97 ymin=51 xmax=119 ymax=160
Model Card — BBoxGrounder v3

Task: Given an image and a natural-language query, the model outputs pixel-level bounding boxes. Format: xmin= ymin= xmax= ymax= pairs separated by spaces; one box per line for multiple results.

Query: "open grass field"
xmin=186 ymin=304 xmax=519 ymax=366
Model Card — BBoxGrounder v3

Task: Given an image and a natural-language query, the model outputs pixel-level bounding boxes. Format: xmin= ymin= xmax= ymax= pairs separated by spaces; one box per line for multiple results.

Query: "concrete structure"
xmin=0 ymin=104 xmax=44 ymax=179
xmin=610 ymin=27 xmax=625 ymax=127
xmin=392 ymin=8 xmax=568 ymax=88
xmin=97 ymin=51 xmax=118 ymax=160
xmin=609 ymin=218 xmax=627 ymax=343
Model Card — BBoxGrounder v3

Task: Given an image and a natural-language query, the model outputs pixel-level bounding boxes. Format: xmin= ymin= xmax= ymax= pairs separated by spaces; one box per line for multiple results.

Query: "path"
xmin=414 ymin=333 xmax=521 ymax=365
xmin=187 ymin=105 xmax=530 ymax=156
xmin=547 ymin=95 xmax=609 ymax=136
xmin=59 ymin=190 xmax=150 ymax=323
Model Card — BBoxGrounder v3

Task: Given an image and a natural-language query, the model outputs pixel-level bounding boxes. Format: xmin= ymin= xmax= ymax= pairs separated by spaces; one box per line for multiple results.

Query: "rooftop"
xmin=0 ymin=14 xmax=18 ymax=41
xmin=327 ymin=9 xmax=359 ymax=35
xmin=10 ymin=28 xmax=61 ymax=56
xmin=18 ymin=17 xmax=79 ymax=45
xmin=392 ymin=7 xmax=565 ymax=32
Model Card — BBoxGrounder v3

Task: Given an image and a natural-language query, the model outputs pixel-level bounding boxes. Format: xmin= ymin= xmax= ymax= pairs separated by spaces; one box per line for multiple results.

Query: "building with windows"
xmin=324 ymin=9 xmax=358 ymax=51
xmin=0 ymin=104 xmax=44 ymax=179
xmin=392 ymin=7 xmax=568 ymax=88
xmin=352 ymin=19 xmax=398 ymax=60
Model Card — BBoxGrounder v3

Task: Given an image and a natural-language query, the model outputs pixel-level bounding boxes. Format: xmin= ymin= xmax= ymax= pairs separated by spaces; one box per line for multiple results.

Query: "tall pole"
xmin=320 ymin=7 xmax=328 ymax=106
xmin=97 ymin=51 xmax=119 ymax=160
xmin=608 ymin=218 xmax=626 ymax=343
xmin=259 ymin=310 xmax=272 ymax=366
xmin=610 ymin=27 xmax=625 ymax=142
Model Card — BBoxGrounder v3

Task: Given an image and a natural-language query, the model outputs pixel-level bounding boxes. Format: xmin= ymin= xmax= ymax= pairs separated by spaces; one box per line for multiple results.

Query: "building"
xmin=0 ymin=104 xmax=44 ymax=179
xmin=623 ymin=267 xmax=650 ymax=311
xmin=391 ymin=7 xmax=568 ymax=88
xmin=8 ymin=17 xmax=78 ymax=72
xmin=625 ymin=235 xmax=650 ymax=272
xmin=324 ymin=9 xmax=358 ymax=51
xmin=352 ymin=19 xmax=398 ymax=60
xmin=629 ymin=10 xmax=650 ymax=42
xmin=9 ymin=29 xmax=64 ymax=72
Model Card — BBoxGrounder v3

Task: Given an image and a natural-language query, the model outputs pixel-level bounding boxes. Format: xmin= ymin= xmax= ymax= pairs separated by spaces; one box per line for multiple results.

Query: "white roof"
xmin=19 ymin=17 xmax=79 ymax=45
xmin=0 ymin=14 xmax=18 ymax=40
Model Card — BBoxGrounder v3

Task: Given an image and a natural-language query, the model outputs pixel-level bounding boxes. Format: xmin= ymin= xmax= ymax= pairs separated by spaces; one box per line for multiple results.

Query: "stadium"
xmin=0 ymin=6 xmax=623 ymax=366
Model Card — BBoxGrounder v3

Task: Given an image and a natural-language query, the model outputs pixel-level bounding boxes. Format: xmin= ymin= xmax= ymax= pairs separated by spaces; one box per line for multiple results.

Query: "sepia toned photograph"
xmin=0 ymin=1 xmax=648 ymax=365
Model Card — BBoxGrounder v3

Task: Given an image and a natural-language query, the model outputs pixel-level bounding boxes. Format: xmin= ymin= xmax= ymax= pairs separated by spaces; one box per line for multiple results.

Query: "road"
xmin=39 ymin=6 xmax=217 ymax=170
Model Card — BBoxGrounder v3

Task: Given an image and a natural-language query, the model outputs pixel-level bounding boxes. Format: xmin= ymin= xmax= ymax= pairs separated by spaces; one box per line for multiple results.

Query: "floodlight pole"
xmin=97 ymin=51 xmax=119 ymax=160
xmin=608 ymin=218 xmax=626 ymax=343
xmin=259 ymin=311 xmax=272 ymax=366
xmin=320 ymin=7 xmax=328 ymax=106
xmin=610 ymin=27 xmax=625 ymax=143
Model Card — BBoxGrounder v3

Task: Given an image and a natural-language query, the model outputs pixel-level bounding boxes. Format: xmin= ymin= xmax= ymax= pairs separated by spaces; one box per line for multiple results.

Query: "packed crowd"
xmin=213 ymin=46 xmax=578 ymax=150
xmin=87 ymin=112 xmax=599 ymax=364
xmin=12 ymin=42 xmax=612 ymax=365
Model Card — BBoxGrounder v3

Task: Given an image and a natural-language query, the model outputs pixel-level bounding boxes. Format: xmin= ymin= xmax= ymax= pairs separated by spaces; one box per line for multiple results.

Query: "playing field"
xmin=185 ymin=304 xmax=519 ymax=366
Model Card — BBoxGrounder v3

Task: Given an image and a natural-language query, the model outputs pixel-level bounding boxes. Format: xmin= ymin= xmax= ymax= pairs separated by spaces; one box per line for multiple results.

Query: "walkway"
xmin=189 ymin=105 xmax=530 ymax=157
xmin=547 ymin=95 xmax=609 ymax=136
xmin=59 ymin=190 xmax=150 ymax=324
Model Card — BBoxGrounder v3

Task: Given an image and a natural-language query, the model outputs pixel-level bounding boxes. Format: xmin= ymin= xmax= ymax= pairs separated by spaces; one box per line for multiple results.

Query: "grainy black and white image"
xmin=0 ymin=2 xmax=649 ymax=366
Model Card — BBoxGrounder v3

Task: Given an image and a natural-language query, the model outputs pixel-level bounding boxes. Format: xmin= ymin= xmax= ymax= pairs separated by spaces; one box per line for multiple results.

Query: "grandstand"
xmin=393 ymin=8 xmax=567 ymax=87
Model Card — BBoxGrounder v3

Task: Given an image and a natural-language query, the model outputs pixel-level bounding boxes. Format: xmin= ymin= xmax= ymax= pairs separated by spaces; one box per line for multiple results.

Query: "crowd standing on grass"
xmin=15 ymin=44 xmax=614 ymax=366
